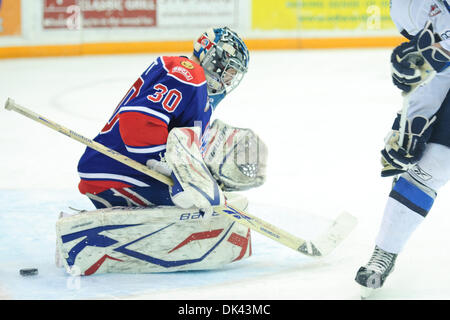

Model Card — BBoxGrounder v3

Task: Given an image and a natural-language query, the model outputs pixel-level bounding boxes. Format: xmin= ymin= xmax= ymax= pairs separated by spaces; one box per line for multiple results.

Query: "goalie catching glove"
xmin=203 ymin=119 xmax=268 ymax=191
xmin=390 ymin=21 xmax=449 ymax=92
xmin=381 ymin=113 xmax=436 ymax=177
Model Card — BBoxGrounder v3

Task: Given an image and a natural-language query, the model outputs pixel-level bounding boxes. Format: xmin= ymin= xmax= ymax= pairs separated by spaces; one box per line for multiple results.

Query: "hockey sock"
xmin=375 ymin=143 xmax=450 ymax=253
xmin=375 ymin=175 xmax=435 ymax=254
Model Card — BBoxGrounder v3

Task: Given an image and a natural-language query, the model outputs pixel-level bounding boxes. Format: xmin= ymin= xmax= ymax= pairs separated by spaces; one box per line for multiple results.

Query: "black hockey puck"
xmin=19 ymin=268 xmax=38 ymax=276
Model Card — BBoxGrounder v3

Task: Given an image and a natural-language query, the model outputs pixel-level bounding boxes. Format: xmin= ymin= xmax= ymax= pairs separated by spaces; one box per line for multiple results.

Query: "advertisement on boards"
xmin=42 ymin=0 xmax=237 ymax=30
xmin=0 ymin=0 xmax=22 ymax=36
xmin=252 ymin=0 xmax=395 ymax=31
xmin=43 ymin=0 xmax=157 ymax=29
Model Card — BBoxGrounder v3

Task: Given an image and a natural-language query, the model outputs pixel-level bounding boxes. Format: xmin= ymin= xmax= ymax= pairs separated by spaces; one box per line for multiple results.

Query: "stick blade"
xmin=300 ymin=211 xmax=357 ymax=257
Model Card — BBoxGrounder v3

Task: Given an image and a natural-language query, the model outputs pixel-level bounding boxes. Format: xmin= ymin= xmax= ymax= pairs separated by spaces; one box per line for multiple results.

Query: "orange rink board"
xmin=0 ymin=36 xmax=404 ymax=59
xmin=0 ymin=0 xmax=21 ymax=36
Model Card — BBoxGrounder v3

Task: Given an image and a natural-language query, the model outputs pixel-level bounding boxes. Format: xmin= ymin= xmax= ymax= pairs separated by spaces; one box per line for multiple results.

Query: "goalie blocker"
xmin=56 ymin=192 xmax=252 ymax=275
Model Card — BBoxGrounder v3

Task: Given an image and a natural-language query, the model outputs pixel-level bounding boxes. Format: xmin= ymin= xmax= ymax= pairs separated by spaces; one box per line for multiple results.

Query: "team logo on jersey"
xmin=171 ymin=66 xmax=193 ymax=81
xmin=442 ymin=30 xmax=450 ymax=40
xmin=429 ymin=3 xmax=442 ymax=17
xmin=181 ymin=61 xmax=194 ymax=69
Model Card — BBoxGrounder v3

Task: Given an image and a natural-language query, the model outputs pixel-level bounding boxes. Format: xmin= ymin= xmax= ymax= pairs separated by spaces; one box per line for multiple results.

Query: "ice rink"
xmin=1 ymin=48 xmax=450 ymax=300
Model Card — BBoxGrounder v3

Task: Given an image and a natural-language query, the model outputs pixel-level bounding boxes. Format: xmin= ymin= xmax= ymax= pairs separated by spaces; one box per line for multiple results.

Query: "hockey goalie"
xmin=56 ymin=120 xmax=267 ymax=275
xmin=54 ymin=27 xmax=269 ymax=275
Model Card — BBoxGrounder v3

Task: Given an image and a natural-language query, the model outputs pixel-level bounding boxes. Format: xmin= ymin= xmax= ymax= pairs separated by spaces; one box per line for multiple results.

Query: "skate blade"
xmin=360 ymin=286 xmax=375 ymax=300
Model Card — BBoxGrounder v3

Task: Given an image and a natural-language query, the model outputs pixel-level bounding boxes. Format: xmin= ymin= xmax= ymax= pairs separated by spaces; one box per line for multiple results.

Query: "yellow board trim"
xmin=0 ymin=36 xmax=404 ymax=59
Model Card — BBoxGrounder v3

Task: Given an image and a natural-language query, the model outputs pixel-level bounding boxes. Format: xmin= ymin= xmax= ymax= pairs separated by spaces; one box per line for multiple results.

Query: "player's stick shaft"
xmin=398 ymin=69 xmax=436 ymax=146
xmin=5 ymin=98 xmax=353 ymax=257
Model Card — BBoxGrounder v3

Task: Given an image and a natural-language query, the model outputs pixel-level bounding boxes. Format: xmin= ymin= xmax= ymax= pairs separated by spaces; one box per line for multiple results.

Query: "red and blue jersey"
xmin=78 ymin=56 xmax=212 ymax=195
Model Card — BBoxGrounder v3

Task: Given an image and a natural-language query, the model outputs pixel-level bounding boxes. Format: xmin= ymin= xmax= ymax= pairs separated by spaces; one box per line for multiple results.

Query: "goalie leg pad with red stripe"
xmin=55 ymin=193 xmax=251 ymax=275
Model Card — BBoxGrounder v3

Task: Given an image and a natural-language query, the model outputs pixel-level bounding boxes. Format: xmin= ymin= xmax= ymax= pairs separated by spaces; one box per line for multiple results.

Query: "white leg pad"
xmin=56 ymin=192 xmax=251 ymax=275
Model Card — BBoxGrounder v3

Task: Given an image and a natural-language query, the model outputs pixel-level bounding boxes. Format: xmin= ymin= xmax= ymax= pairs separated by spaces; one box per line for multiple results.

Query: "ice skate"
xmin=355 ymin=246 xmax=397 ymax=299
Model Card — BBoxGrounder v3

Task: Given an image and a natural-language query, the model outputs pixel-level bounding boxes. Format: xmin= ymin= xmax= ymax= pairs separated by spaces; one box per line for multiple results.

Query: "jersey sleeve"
xmin=115 ymin=56 xmax=209 ymax=158
xmin=119 ymin=112 xmax=168 ymax=155
xmin=390 ymin=0 xmax=429 ymax=36
xmin=408 ymin=68 xmax=450 ymax=120
xmin=390 ymin=1 xmax=450 ymax=120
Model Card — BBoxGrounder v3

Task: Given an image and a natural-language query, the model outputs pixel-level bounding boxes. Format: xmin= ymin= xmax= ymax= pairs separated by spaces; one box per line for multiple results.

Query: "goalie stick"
xmin=4 ymin=98 xmax=357 ymax=257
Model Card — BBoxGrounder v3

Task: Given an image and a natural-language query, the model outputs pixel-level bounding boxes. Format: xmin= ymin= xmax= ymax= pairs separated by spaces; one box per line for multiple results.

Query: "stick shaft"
xmin=214 ymin=205 xmax=305 ymax=251
xmin=5 ymin=98 xmax=173 ymax=186
xmin=5 ymin=98 xmax=309 ymax=253
xmin=398 ymin=70 xmax=436 ymax=146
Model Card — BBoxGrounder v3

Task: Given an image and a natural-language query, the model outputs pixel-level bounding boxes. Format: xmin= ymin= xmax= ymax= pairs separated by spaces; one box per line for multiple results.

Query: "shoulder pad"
xmin=160 ymin=56 xmax=206 ymax=86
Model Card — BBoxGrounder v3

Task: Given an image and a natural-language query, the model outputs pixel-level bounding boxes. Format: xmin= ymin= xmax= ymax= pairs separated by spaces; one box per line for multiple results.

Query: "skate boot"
xmin=355 ymin=245 xmax=397 ymax=299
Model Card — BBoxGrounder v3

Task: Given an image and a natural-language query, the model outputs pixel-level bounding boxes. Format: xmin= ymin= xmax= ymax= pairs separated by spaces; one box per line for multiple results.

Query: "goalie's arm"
xmin=119 ymin=112 xmax=169 ymax=152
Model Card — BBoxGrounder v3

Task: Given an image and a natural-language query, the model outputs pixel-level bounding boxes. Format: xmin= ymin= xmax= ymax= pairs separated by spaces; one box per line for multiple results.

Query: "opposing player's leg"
xmin=358 ymin=91 xmax=450 ymax=297
xmin=356 ymin=142 xmax=450 ymax=296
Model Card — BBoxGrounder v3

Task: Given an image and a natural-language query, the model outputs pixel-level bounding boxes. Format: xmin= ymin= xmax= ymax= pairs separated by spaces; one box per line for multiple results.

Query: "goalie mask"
xmin=193 ymin=27 xmax=249 ymax=110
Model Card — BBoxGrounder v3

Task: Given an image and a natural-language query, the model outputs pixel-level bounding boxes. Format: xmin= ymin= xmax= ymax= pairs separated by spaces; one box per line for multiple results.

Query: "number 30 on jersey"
xmin=147 ymin=83 xmax=182 ymax=112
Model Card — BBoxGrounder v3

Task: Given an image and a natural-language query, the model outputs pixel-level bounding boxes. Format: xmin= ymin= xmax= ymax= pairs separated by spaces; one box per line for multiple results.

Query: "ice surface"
xmin=1 ymin=49 xmax=450 ymax=299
